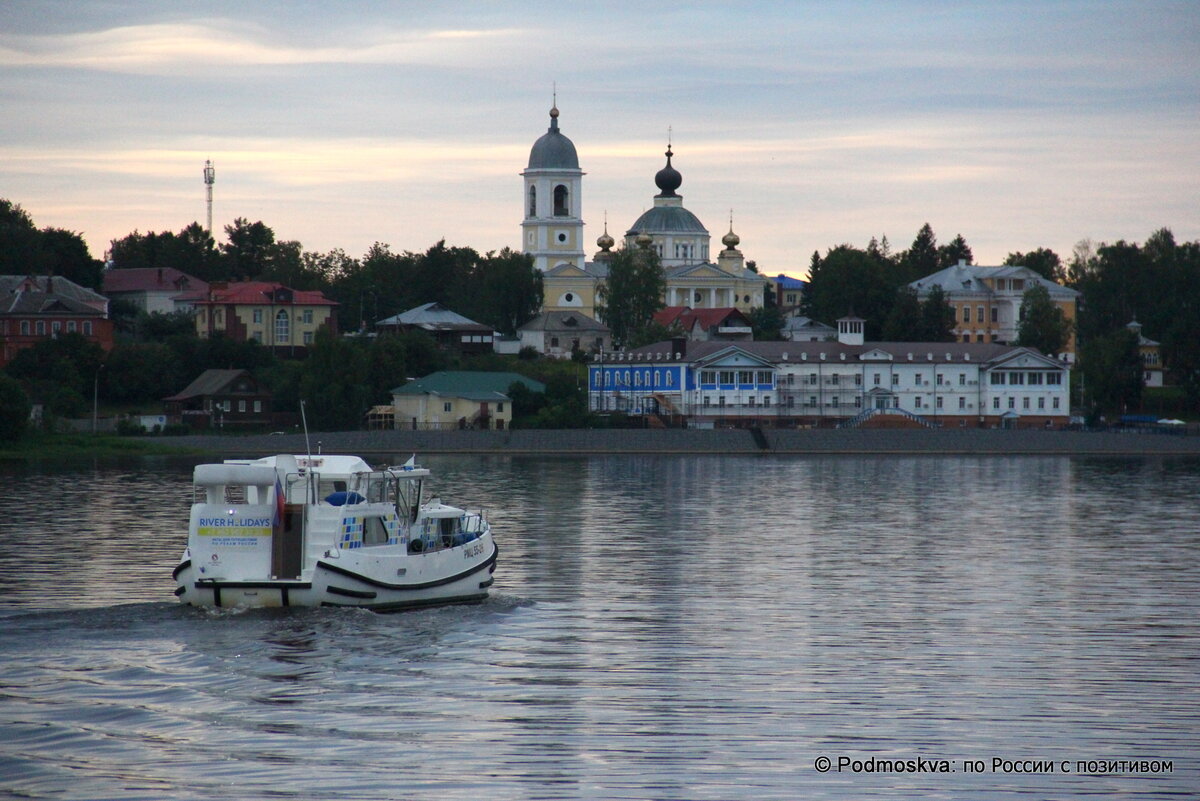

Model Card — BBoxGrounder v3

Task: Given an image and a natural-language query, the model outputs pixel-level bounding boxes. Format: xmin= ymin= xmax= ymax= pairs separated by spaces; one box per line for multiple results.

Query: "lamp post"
xmin=92 ymin=364 xmax=104 ymax=434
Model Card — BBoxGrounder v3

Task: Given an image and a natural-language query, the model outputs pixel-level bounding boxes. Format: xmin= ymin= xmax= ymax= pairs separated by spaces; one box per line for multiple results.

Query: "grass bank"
xmin=0 ymin=432 xmax=206 ymax=461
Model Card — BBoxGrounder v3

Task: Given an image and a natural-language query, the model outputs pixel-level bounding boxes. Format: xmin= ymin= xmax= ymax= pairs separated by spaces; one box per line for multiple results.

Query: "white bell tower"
xmin=521 ymin=102 xmax=585 ymax=272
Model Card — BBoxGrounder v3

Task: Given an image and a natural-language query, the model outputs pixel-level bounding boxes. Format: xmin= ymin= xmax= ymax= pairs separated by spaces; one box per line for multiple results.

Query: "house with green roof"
xmin=389 ymin=371 xmax=546 ymax=430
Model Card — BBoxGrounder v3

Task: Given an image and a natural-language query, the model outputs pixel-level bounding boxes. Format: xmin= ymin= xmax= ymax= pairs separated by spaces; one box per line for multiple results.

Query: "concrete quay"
xmin=164 ymin=427 xmax=1200 ymax=457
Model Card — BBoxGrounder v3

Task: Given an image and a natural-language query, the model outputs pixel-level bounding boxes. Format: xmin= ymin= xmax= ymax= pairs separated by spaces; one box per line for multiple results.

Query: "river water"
xmin=0 ymin=454 xmax=1196 ymax=800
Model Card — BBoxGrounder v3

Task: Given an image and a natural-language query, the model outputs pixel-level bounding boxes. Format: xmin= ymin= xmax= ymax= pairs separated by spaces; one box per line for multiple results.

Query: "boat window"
xmin=223 ymin=485 xmax=247 ymax=504
xmin=363 ymin=516 xmax=389 ymax=546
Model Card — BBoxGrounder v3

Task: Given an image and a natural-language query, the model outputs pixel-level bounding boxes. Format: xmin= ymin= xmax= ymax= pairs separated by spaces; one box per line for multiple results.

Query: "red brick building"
xmin=0 ymin=275 xmax=114 ymax=367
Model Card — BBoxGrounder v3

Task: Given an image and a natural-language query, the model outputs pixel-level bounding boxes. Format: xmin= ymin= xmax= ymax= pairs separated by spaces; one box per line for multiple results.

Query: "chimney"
xmin=671 ymin=336 xmax=687 ymax=359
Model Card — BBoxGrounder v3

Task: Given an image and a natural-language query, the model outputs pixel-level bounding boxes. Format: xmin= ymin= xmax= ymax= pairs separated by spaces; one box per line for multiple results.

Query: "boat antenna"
xmin=300 ymin=400 xmax=312 ymax=463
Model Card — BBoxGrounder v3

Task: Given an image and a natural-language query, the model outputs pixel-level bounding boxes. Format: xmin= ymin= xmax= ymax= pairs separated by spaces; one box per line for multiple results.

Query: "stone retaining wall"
xmin=162 ymin=427 xmax=1200 ymax=456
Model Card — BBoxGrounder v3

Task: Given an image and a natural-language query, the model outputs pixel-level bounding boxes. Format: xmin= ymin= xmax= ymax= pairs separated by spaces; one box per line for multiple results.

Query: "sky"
xmin=1 ymin=0 xmax=1197 ymax=279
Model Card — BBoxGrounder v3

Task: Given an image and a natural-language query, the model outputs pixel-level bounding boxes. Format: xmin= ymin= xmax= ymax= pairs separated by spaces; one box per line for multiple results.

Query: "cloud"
xmin=0 ymin=21 xmax=531 ymax=74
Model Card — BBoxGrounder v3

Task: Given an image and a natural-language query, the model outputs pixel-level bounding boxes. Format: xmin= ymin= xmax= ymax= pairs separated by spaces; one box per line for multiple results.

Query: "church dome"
xmin=627 ymin=205 xmax=708 ymax=236
xmin=654 ymin=146 xmax=682 ymax=197
xmin=527 ymin=105 xmax=580 ymax=170
xmin=722 ymin=226 xmax=740 ymax=249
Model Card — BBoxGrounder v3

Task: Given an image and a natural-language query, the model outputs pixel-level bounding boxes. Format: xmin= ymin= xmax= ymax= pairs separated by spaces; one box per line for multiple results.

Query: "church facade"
xmin=523 ymin=105 xmax=771 ymax=325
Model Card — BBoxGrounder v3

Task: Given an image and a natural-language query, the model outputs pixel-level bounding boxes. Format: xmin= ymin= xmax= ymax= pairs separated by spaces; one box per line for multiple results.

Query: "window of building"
xmin=720 ymin=370 xmax=735 ymax=385
xmin=553 ymin=184 xmax=569 ymax=216
xmin=874 ymin=373 xmax=881 ymax=385
xmin=831 ymin=374 xmax=840 ymax=385
xmin=604 ymin=372 xmax=611 ymax=387
xmin=937 ymin=373 xmax=944 ymax=385
xmin=443 ymin=402 xmax=452 ymax=412
xmin=20 ymin=320 xmax=30 ymax=335
xmin=1053 ymin=397 xmax=1060 ymax=409
xmin=757 ymin=371 xmax=772 ymax=385
xmin=254 ymin=401 xmax=262 ymax=413
xmin=275 ymin=310 xmax=289 ymax=342
xmin=703 ymin=396 xmax=711 ymax=407
xmin=719 ymin=396 xmax=726 ymax=407
xmin=83 ymin=321 xmax=92 ymax=335
xmin=994 ymin=397 xmax=1000 ymax=409
xmin=238 ymin=400 xmax=246 ymax=412
xmin=1023 ymin=397 xmax=1030 ymax=409
xmin=52 ymin=321 xmax=62 ymax=333
xmin=808 ymin=374 xmax=819 ymax=385
xmin=634 ymin=371 xmax=642 ymax=387
xmin=665 ymin=372 xmax=674 ymax=388
xmin=808 ymin=396 xmax=817 ymax=407
xmin=66 ymin=321 xmax=76 ymax=333
xmin=854 ymin=374 xmax=862 ymax=386
xmin=748 ymin=396 xmax=756 ymax=407
xmin=739 ymin=370 xmax=753 ymax=385
xmin=654 ymin=371 xmax=660 ymax=387
xmin=1010 ymin=372 xmax=1025 ymax=385
xmin=303 ymin=331 xmax=313 ymax=345
xmin=528 ymin=186 xmax=536 ymax=217
xmin=624 ymin=370 xmax=631 ymax=386
xmin=303 ymin=309 xmax=313 ymax=324
xmin=1047 ymin=373 xmax=1062 ymax=385
xmin=915 ymin=397 xmax=922 ymax=408
xmin=253 ymin=308 xmax=263 ymax=324
xmin=701 ymin=370 xmax=716 ymax=385
xmin=959 ymin=373 xmax=966 ymax=385
xmin=1028 ymin=372 xmax=1043 ymax=385
xmin=892 ymin=374 xmax=899 ymax=386
xmin=497 ymin=402 xmax=504 ymax=412
xmin=787 ymin=397 xmax=795 ymax=408
xmin=764 ymin=397 xmax=771 ymax=407
xmin=936 ymin=396 xmax=943 ymax=409
xmin=1038 ymin=397 xmax=1045 ymax=409
xmin=831 ymin=397 xmax=839 ymax=407
xmin=958 ymin=397 xmax=966 ymax=410
xmin=36 ymin=321 xmax=45 ymax=335
xmin=963 ymin=306 xmax=971 ymax=323
xmin=1008 ymin=397 xmax=1016 ymax=409
xmin=991 ymin=307 xmax=998 ymax=323
xmin=991 ymin=373 xmax=1005 ymax=385
xmin=976 ymin=306 xmax=984 ymax=323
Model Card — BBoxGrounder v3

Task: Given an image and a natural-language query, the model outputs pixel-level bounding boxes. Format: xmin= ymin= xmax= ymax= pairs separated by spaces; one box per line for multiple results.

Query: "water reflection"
xmin=0 ymin=454 xmax=1197 ymax=800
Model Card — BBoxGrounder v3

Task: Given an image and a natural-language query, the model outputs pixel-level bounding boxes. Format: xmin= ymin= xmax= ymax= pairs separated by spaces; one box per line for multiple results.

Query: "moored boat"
xmin=174 ymin=454 xmax=497 ymax=611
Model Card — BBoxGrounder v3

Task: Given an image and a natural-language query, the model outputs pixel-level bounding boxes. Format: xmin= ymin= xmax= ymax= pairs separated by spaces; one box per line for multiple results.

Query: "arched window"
xmin=528 ymin=186 xmax=536 ymax=218
xmin=553 ymin=184 xmax=569 ymax=217
xmin=275 ymin=310 xmax=289 ymax=342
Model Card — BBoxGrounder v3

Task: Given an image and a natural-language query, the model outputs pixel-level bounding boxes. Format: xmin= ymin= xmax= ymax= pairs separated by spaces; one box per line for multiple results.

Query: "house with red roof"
xmin=101 ymin=267 xmax=209 ymax=315
xmin=0 ymin=275 xmax=114 ymax=367
xmin=652 ymin=306 xmax=753 ymax=342
xmin=190 ymin=281 xmax=338 ymax=356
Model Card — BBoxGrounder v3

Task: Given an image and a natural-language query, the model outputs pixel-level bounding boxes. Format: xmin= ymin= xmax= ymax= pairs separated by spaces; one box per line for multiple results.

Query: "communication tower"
xmin=203 ymin=160 xmax=215 ymax=233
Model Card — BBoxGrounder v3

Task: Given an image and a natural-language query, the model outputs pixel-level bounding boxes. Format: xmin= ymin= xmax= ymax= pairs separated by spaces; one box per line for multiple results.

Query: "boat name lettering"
xmin=198 ymin=517 xmax=273 ymax=527
xmin=464 ymin=543 xmax=485 ymax=559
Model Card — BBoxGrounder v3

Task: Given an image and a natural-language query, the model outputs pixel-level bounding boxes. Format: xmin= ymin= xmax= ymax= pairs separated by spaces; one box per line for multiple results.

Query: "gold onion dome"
xmin=723 ymin=227 xmax=740 ymax=249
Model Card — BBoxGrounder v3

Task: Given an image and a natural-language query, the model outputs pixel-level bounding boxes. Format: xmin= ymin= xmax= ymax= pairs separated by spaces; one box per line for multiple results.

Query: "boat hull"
xmin=174 ymin=538 xmax=498 ymax=612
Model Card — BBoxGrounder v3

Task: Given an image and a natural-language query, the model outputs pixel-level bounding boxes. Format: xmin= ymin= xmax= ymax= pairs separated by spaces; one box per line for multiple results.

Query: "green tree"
xmin=804 ymin=244 xmax=900 ymax=340
xmin=5 ymin=333 xmax=104 ymax=401
xmin=0 ymin=200 xmax=40 ymax=273
xmin=1005 ymin=248 xmax=1064 ymax=283
xmin=936 ymin=233 xmax=973 ymax=270
xmin=1080 ymin=327 xmax=1143 ymax=414
xmin=919 ymin=285 xmax=957 ymax=341
xmin=0 ymin=373 xmax=31 ymax=442
xmin=300 ymin=327 xmax=370 ymax=430
xmin=1017 ymin=284 xmax=1072 ymax=357
xmin=221 ymin=218 xmax=278 ymax=280
xmin=101 ymin=342 xmax=184 ymax=403
xmin=747 ymin=305 xmax=785 ymax=341
xmin=882 ymin=286 xmax=923 ymax=341
xmin=596 ymin=244 xmax=665 ymax=348
xmin=464 ymin=248 xmax=542 ymax=336
xmin=899 ymin=223 xmax=939 ymax=282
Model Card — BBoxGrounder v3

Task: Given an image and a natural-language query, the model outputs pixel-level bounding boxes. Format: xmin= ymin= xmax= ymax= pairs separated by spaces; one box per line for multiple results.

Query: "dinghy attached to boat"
xmin=173 ymin=454 xmax=497 ymax=611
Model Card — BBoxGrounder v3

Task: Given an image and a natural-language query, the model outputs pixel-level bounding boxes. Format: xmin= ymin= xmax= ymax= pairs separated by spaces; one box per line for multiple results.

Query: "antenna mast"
xmin=203 ymin=160 xmax=215 ymax=233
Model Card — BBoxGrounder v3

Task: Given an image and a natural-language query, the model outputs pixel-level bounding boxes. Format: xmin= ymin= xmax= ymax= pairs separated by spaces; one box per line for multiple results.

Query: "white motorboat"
xmin=174 ymin=454 xmax=497 ymax=611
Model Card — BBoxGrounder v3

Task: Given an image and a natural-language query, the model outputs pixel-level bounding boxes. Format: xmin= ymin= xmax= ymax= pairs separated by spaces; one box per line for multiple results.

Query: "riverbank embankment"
xmin=160 ymin=428 xmax=1200 ymax=457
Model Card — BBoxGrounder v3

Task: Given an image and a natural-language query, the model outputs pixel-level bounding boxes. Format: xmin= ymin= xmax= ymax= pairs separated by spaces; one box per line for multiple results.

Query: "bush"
xmin=0 ymin=374 xmax=31 ymax=442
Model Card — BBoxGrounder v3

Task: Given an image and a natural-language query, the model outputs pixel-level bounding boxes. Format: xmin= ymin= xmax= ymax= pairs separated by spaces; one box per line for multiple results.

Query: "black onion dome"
xmin=654 ymin=146 xmax=682 ymax=197
xmin=527 ymin=106 xmax=580 ymax=170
